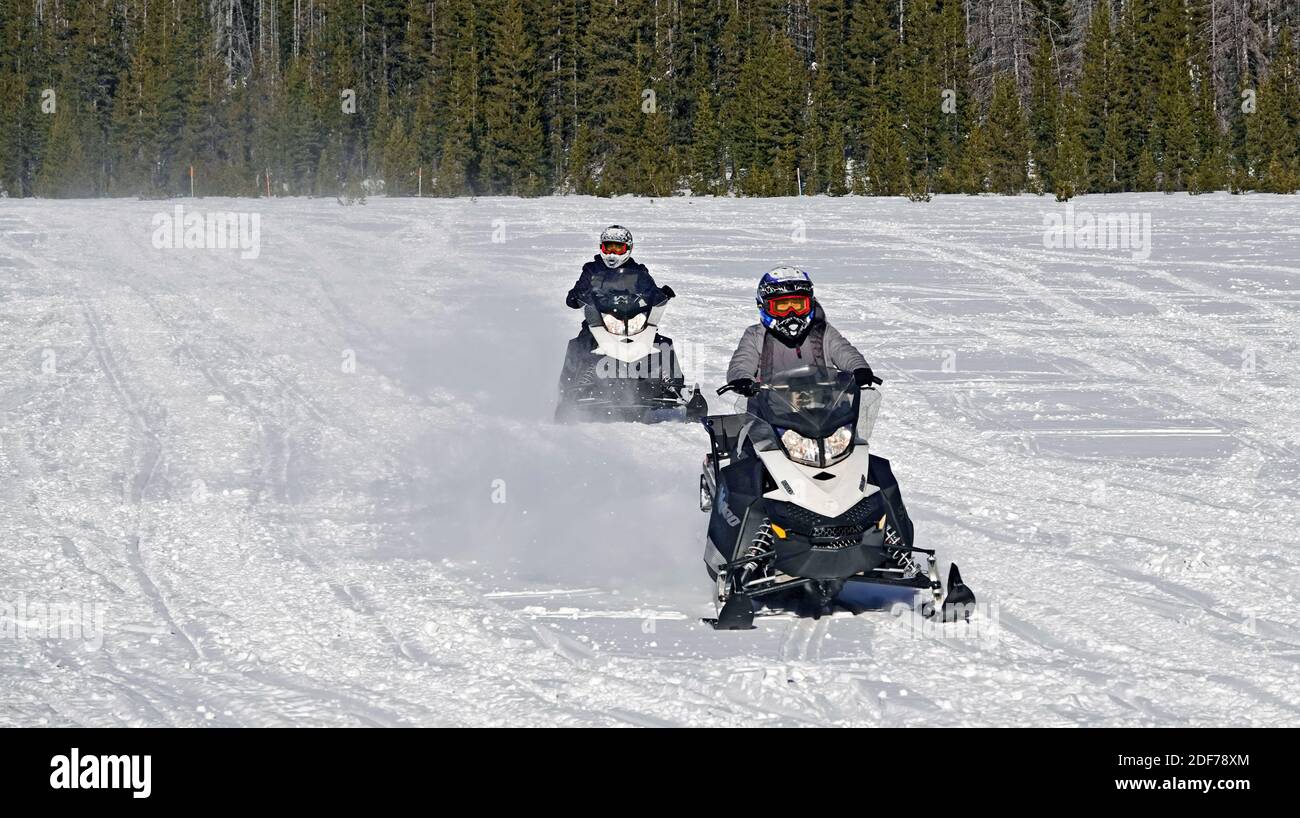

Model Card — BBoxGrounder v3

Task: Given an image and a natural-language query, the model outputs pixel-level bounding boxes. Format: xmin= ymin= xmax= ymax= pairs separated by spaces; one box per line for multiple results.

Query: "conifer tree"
xmin=480 ymin=0 xmax=546 ymax=195
xmin=729 ymin=33 xmax=804 ymax=196
xmin=1078 ymin=0 xmax=1115 ymax=191
xmin=35 ymin=96 xmax=92 ymax=197
xmin=0 ymin=0 xmax=1286 ymax=200
xmin=1157 ymin=53 xmax=1199 ymax=192
xmin=689 ymin=83 xmax=725 ymax=195
xmin=1247 ymin=32 xmax=1299 ymax=193
xmin=1053 ymin=92 xmax=1086 ymax=202
xmin=1136 ymin=147 xmax=1159 ymax=190
xmin=864 ymin=108 xmax=909 ymax=196
xmin=567 ymin=122 xmax=596 ymax=194
xmin=382 ymin=120 xmax=418 ymax=195
xmin=984 ymin=75 xmax=1029 ymax=195
xmin=1029 ymin=34 xmax=1060 ymax=193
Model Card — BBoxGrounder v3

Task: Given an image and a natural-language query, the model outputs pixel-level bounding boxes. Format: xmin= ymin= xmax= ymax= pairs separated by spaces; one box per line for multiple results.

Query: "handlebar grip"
xmin=870 ymin=374 xmax=883 ymax=386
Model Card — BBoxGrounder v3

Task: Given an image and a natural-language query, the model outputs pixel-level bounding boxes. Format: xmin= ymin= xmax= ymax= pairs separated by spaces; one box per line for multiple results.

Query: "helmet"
xmin=756 ymin=266 xmax=815 ymax=345
xmin=599 ymin=225 xmax=633 ymax=268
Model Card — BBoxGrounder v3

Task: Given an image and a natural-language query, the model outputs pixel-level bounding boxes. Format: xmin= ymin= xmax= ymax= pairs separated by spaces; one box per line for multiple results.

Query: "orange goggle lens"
xmin=766 ymin=295 xmax=811 ymax=317
xmin=601 ymin=242 xmax=629 ymax=255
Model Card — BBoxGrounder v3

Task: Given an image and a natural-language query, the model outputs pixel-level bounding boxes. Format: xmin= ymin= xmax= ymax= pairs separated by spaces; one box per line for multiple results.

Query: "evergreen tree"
xmin=567 ymin=122 xmax=596 ymax=194
xmin=1028 ymin=34 xmax=1060 ymax=192
xmin=728 ymin=33 xmax=805 ymax=196
xmin=1136 ymin=147 xmax=1159 ymax=190
xmin=1247 ymin=32 xmax=1299 ymax=193
xmin=1189 ymin=140 xmax=1227 ymax=194
xmin=432 ymin=0 xmax=477 ymax=196
xmin=984 ymin=75 xmax=1029 ymax=195
xmin=845 ymin=0 xmax=895 ymax=164
xmin=689 ymin=83 xmax=725 ymax=195
xmin=382 ymin=120 xmax=418 ymax=195
xmin=864 ymin=110 xmax=909 ymax=195
xmin=1078 ymin=0 xmax=1115 ymax=191
xmin=1053 ymin=92 xmax=1086 ymax=201
xmin=0 ymin=0 xmax=1282 ymax=199
xmin=35 ymin=96 xmax=92 ymax=197
xmin=480 ymin=0 xmax=546 ymax=195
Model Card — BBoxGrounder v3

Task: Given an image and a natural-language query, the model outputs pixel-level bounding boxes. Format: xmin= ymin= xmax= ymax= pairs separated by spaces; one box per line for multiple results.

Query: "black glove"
xmin=565 ymin=292 xmax=582 ymax=309
xmin=722 ymin=377 xmax=759 ymax=398
xmin=853 ymin=367 xmax=879 ymax=387
xmin=660 ymin=285 xmax=676 ymax=299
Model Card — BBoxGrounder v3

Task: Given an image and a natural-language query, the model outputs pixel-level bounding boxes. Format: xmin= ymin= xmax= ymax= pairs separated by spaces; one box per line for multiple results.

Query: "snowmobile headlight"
xmin=825 ymin=424 xmax=854 ymax=462
xmin=780 ymin=429 xmax=821 ymax=466
xmin=625 ymin=312 xmax=649 ymax=335
xmin=601 ymin=313 xmax=625 ymax=335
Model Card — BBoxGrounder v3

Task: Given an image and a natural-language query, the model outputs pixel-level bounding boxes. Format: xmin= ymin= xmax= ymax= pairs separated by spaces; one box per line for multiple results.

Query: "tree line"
xmin=2 ymin=0 xmax=1297 ymax=200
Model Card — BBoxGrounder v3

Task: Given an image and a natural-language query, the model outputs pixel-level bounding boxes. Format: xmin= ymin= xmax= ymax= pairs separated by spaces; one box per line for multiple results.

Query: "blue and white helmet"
xmin=756 ymin=266 xmax=815 ymax=344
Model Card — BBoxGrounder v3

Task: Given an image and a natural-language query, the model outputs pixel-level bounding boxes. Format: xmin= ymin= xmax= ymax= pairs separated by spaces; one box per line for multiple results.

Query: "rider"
xmin=556 ymin=226 xmax=682 ymax=415
xmin=720 ymin=267 xmax=911 ymax=553
xmin=566 ymin=225 xmax=674 ymax=313
xmin=723 ymin=266 xmax=874 ymax=396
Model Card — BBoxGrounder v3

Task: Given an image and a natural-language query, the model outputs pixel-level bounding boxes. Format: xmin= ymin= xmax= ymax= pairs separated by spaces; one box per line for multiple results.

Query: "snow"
xmin=1 ymin=193 xmax=1298 ymax=727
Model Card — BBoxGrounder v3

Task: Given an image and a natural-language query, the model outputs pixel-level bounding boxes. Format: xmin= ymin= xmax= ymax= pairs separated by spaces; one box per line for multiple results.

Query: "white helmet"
xmin=599 ymin=225 xmax=633 ymax=268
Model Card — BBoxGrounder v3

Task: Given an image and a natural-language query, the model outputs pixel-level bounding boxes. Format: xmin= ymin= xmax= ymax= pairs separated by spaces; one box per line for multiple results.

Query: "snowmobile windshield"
xmin=590 ymin=289 xmax=651 ymax=320
xmin=587 ymin=286 xmax=652 ymax=336
xmin=587 ymin=280 xmax=655 ymax=318
xmin=751 ymin=366 xmax=859 ymax=440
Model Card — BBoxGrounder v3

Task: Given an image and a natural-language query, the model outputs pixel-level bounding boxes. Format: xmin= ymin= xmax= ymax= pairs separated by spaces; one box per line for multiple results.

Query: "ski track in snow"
xmin=1 ymin=194 xmax=1298 ymax=726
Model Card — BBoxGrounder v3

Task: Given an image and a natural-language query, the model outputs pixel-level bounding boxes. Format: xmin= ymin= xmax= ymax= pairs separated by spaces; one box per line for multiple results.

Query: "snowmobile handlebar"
xmin=716 ymin=374 xmax=883 ymax=396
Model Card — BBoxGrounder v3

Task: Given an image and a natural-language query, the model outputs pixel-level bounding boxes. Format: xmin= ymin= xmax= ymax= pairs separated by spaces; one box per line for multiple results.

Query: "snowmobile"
xmin=555 ymin=279 xmax=707 ymax=424
xmin=699 ymin=366 xmax=974 ymax=629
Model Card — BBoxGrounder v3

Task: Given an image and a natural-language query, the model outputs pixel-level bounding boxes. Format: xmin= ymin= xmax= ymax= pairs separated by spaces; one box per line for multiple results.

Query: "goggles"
xmin=765 ymin=294 xmax=812 ymax=317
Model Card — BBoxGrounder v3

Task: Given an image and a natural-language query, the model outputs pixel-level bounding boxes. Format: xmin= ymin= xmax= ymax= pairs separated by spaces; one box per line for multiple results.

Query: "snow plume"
xmin=371 ymin=280 xmax=705 ymax=602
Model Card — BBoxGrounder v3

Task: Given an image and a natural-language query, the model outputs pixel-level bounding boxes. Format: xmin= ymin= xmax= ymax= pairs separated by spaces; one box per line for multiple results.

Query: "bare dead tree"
xmin=210 ymin=0 xmax=253 ymax=85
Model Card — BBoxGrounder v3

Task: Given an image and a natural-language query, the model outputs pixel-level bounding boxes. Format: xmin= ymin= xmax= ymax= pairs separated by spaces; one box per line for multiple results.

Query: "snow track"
xmin=1 ymin=194 xmax=1298 ymax=726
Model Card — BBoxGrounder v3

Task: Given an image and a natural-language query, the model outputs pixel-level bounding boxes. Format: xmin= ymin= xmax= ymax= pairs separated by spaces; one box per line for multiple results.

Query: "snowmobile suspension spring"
xmin=883 ymin=523 xmax=924 ymax=578
xmin=746 ymin=521 xmax=775 ymax=568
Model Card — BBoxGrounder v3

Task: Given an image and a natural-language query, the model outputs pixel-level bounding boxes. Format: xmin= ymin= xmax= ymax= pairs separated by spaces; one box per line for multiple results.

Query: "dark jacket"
xmin=726 ymin=305 xmax=869 ymax=383
xmin=567 ymin=255 xmax=665 ymax=307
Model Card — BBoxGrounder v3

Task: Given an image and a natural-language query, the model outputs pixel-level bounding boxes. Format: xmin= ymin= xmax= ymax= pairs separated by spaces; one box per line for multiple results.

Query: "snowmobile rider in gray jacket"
xmin=723 ymin=266 xmax=874 ymax=396
xmin=565 ymin=225 xmax=674 ymax=313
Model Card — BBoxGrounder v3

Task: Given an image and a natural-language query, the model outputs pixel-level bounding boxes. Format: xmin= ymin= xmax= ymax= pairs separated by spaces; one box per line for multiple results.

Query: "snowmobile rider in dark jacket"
xmin=723 ymin=266 xmax=874 ymax=396
xmin=566 ymin=225 xmax=674 ymax=314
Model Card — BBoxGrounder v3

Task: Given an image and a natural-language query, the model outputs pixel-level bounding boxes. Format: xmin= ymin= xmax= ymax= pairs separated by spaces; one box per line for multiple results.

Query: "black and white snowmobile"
xmin=699 ymin=366 xmax=974 ymax=629
xmin=556 ymin=280 xmax=707 ymax=423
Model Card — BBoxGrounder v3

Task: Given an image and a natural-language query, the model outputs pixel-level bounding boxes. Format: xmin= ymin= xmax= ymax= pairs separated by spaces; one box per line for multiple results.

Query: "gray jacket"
xmin=726 ymin=310 xmax=869 ymax=383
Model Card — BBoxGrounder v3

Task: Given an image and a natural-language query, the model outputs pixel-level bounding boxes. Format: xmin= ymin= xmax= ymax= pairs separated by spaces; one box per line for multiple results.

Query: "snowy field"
xmin=2 ymin=193 xmax=1298 ymax=727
